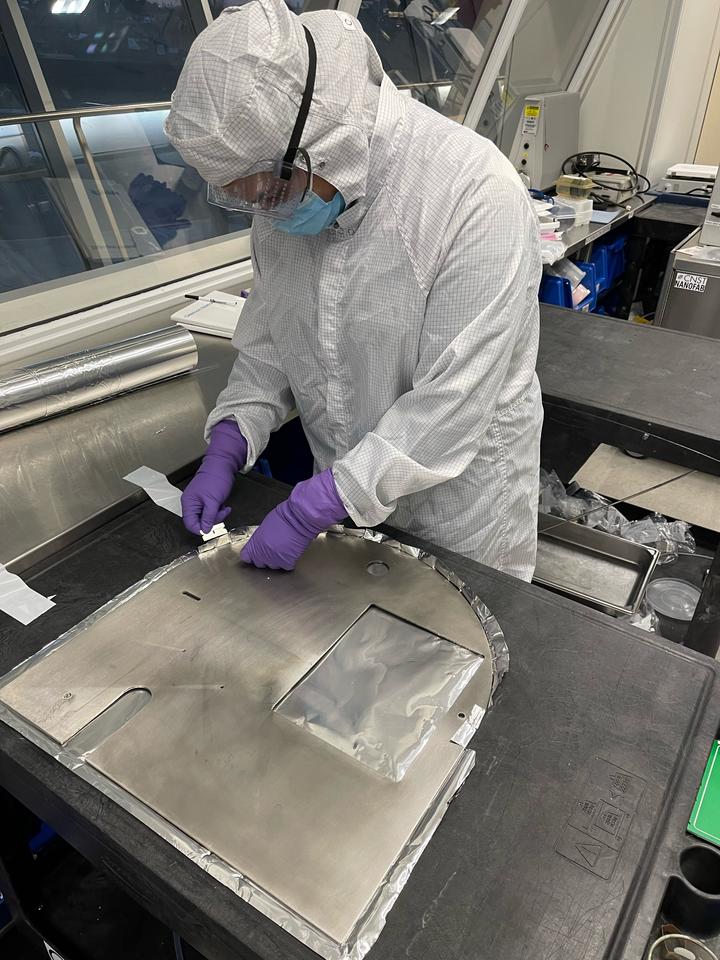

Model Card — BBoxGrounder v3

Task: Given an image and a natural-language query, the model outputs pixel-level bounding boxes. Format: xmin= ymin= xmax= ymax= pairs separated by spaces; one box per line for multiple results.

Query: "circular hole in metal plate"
xmin=458 ymin=712 xmax=466 ymax=719
xmin=367 ymin=561 xmax=390 ymax=577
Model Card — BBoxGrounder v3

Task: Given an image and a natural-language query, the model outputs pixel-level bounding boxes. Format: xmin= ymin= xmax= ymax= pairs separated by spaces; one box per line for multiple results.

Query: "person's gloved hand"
xmin=241 ymin=469 xmax=347 ymax=570
xmin=181 ymin=420 xmax=248 ymax=535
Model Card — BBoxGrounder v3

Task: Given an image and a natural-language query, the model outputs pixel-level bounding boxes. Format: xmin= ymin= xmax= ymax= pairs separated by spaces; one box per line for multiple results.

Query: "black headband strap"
xmin=282 ymin=26 xmax=316 ymax=169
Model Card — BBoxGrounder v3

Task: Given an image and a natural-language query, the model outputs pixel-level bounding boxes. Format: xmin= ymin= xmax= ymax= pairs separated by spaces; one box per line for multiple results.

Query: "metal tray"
xmin=534 ymin=512 xmax=659 ymax=616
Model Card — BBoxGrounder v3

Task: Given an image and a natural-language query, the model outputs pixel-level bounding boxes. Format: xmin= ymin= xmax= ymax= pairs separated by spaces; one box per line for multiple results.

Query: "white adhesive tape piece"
xmin=124 ymin=466 xmax=183 ymax=518
xmin=450 ymin=704 xmax=486 ymax=748
xmin=0 ymin=563 xmax=55 ymax=626
xmin=201 ymin=523 xmax=228 ymax=542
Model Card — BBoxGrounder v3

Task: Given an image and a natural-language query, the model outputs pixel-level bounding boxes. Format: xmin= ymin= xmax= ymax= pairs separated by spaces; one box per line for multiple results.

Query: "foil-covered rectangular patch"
xmin=276 ymin=606 xmax=483 ymax=781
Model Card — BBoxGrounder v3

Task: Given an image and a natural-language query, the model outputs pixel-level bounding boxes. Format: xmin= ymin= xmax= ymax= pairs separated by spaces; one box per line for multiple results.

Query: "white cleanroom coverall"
xmin=165 ymin=0 xmax=543 ymax=580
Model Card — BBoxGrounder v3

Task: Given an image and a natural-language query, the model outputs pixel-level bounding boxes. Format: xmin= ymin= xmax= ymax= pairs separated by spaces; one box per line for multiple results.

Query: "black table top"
xmin=2 ymin=473 xmax=720 ymax=960
xmin=538 ymin=305 xmax=720 ymax=471
xmin=637 ymin=201 xmax=707 ymax=227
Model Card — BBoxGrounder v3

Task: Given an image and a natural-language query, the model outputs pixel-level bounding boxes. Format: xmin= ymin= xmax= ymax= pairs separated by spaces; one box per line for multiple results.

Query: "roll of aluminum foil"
xmin=0 ymin=325 xmax=197 ymax=434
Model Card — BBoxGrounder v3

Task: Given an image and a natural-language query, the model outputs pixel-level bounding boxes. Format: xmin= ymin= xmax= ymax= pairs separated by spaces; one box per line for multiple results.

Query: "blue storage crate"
xmin=589 ymin=246 xmax=610 ymax=293
xmin=29 ymin=822 xmax=56 ymax=854
xmin=253 ymin=457 xmax=273 ymax=479
xmin=539 ymin=274 xmax=573 ymax=309
xmin=605 ymin=236 xmax=626 ymax=284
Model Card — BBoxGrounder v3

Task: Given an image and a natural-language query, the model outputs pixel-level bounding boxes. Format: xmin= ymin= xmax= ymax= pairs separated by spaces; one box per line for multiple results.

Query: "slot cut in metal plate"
xmin=0 ymin=529 xmax=499 ymax=959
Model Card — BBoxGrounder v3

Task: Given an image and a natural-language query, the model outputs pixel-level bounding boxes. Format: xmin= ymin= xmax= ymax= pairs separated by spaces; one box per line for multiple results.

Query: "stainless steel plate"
xmin=0 ymin=529 xmax=499 ymax=958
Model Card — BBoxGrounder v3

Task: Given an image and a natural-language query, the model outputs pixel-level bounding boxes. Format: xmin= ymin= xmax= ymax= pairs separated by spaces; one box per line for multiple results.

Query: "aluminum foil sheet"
xmin=340 ymin=527 xmax=510 ymax=695
xmin=277 ymin=606 xmax=483 ymax=782
xmin=0 ymin=528 xmax=507 ymax=960
xmin=0 ymin=324 xmax=197 ymax=434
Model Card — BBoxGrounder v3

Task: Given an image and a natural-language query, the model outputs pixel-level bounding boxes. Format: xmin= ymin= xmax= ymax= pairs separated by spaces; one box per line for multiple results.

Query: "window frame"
xmin=0 ymin=0 xmax=254 ymax=335
xmin=0 ymin=0 xmax=625 ymax=337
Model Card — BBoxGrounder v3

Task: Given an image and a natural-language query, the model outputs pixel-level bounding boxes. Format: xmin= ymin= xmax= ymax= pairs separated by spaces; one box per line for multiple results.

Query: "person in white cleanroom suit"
xmin=165 ymin=0 xmax=543 ymax=581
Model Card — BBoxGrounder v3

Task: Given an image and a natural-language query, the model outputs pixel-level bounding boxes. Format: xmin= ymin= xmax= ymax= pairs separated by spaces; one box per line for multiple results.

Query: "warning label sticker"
xmin=556 ymin=758 xmax=645 ymax=880
xmin=675 ymin=272 xmax=707 ymax=293
xmin=522 ymin=104 xmax=540 ymax=136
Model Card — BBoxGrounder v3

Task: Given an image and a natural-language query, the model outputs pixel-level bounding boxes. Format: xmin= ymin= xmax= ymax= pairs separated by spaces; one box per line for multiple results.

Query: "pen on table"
xmin=184 ymin=291 xmax=250 ymax=304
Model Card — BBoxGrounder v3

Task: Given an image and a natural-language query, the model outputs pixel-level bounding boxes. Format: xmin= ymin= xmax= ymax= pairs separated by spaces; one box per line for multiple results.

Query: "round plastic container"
xmin=646 ymin=578 xmax=701 ymax=622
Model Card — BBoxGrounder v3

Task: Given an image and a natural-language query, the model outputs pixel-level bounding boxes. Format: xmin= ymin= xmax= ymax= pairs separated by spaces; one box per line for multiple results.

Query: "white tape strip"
xmin=450 ymin=704 xmax=486 ymax=748
xmin=201 ymin=523 xmax=228 ymax=542
xmin=0 ymin=563 xmax=55 ymax=626
xmin=124 ymin=466 xmax=182 ymax=517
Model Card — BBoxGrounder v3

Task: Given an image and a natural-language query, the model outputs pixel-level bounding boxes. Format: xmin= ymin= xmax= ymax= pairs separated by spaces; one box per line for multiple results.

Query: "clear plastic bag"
xmin=539 ymin=469 xmax=626 ymax=534
xmin=546 ymin=258 xmax=586 ymax=289
xmin=540 ymin=238 xmax=567 ymax=265
xmin=539 ymin=469 xmax=584 ymax=519
xmin=572 ymin=491 xmax=627 ymax=536
xmin=620 ymin=514 xmax=696 ymax=564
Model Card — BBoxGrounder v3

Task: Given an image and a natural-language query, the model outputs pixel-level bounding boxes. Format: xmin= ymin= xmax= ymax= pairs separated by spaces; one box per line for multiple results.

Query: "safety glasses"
xmin=207 ymin=26 xmax=317 ymax=221
xmin=207 ymin=149 xmax=313 ymax=219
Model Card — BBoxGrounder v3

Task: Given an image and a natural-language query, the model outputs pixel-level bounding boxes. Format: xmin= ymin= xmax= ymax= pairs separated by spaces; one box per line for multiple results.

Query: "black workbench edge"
xmin=2 ymin=473 xmax=720 ymax=960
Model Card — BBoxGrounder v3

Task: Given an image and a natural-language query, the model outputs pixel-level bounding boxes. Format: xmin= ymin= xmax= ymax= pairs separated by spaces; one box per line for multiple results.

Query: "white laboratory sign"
xmin=674 ymin=272 xmax=707 ymax=293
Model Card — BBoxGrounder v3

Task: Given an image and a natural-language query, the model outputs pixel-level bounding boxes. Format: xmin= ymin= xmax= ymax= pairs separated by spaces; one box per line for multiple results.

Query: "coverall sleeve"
xmin=205 ymin=234 xmax=294 ymax=468
xmin=333 ymin=178 xmax=541 ymax=527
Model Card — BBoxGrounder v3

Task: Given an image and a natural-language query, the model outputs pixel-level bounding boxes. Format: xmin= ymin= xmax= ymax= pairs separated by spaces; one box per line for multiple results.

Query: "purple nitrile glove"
xmin=241 ymin=469 xmax=347 ymax=570
xmin=181 ymin=420 xmax=248 ymax=535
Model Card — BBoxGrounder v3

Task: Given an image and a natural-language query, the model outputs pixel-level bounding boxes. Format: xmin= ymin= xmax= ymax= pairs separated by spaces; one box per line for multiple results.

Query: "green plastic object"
xmin=689 ymin=741 xmax=720 ymax=846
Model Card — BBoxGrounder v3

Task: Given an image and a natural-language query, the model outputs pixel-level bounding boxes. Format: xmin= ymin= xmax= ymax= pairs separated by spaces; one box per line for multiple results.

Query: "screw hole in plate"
xmin=367 ymin=561 xmax=390 ymax=577
xmin=458 ymin=712 xmax=466 ymax=719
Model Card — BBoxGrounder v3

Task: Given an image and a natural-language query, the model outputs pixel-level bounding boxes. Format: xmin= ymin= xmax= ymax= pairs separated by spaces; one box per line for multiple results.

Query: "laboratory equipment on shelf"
xmin=656 ymin=168 xmax=720 ymax=338
xmin=561 ymin=151 xmax=651 ymax=205
xmin=508 ymin=91 xmax=579 ymax=191
xmin=654 ymin=163 xmax=718 ymax=200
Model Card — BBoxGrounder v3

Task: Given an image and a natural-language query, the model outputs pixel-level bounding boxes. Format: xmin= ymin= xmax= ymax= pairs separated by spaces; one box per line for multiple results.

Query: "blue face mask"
xmin=274 ymin=189 xmax=345 ymax=236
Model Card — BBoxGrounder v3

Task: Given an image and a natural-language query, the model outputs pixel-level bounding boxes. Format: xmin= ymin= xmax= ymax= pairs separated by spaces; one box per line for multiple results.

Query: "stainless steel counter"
xmin=562 ymin=194 xmax=655 ymax=257
xmin=0 ymin=312 xmax=236 ymax=574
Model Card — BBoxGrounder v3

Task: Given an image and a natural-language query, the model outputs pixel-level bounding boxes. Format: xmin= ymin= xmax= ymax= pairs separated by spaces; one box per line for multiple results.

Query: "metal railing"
xmin=0 ymin=101 xmax=171 ymax=127
xmin=0 ymin=102 xmax=173 ymax=262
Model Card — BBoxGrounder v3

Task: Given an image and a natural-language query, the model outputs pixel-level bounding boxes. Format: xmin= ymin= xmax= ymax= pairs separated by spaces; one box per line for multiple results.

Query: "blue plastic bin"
xmin=29 ymin=822 xmax=56 ymax=854
xmin=589 ymin=246 xmax=610 ymax=293
xmin=605 ymin=236 xmax=626 ymax=284
xmin=539 ymin=274 xmax=573 ymax=309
